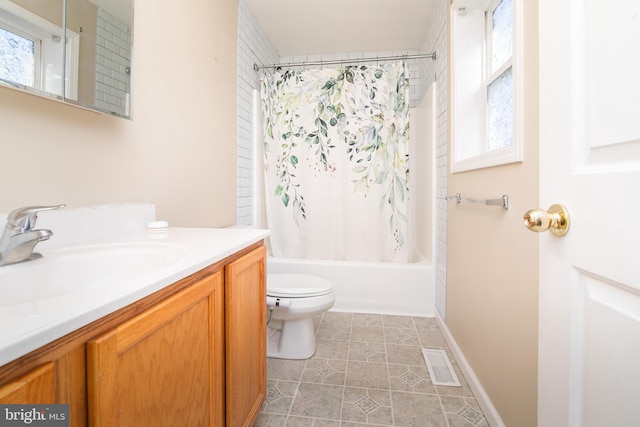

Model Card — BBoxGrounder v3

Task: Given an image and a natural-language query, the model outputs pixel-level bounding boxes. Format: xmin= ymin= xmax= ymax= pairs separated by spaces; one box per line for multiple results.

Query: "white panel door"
xmin=538 ymin=0 xmax=640 ymax=426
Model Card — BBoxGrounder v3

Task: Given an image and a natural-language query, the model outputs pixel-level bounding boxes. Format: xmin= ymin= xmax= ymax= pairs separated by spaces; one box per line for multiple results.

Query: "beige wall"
xmin=446 ymin=2 xmax=539 ymax=426
xmin=12 ymin=1 xmax=62 ymax=25
xmin=0 ymin=0 xmax=238 ymax=227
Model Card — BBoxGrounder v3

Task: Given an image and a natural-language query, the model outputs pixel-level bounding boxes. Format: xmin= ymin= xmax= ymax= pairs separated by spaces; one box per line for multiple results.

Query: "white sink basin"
xmin=0 ymin=242 xmax=186 ymax=307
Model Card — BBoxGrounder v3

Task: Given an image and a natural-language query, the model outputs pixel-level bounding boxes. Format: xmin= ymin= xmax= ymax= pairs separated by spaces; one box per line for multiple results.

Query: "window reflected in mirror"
xmin=0 ymin=0 xmax=132 ymax=119
xmin=0 ymin=1 xmax=67 ymax=98
xmin=0 ymin=27 xmax=37 ymax=87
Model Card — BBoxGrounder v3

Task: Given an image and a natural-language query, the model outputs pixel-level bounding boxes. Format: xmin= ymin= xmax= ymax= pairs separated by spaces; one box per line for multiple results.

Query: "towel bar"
xmin=446 ymin=193 xmax=509 ymax=210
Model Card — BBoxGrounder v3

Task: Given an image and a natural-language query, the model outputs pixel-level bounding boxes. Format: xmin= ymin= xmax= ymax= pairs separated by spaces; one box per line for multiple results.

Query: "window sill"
xmin=451 ymin=145 xmax=523 ymax=173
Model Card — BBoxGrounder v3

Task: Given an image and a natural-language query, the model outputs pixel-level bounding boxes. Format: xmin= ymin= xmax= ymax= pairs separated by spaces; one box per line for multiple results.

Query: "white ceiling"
xmin=243 ymin=0 xmax=436 ymax=57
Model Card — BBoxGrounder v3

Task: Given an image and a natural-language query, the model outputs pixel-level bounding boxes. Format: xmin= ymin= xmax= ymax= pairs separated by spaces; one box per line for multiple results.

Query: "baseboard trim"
xmin=435 ymin=312 xmax=505 ymax=427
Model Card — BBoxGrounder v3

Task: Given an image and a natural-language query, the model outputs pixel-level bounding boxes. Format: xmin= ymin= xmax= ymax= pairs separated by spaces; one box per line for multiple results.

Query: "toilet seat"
xmin=267 ymin=274 xmax=333 ymax=298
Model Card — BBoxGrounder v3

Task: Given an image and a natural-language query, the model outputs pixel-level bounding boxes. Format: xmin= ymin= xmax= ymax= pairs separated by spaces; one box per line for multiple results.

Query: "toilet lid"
xmin=267 ymin=274 xmax=333 ymax=298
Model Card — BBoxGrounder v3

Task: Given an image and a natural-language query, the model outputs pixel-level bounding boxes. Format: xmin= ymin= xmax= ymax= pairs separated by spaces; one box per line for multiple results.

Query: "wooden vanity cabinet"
xmin=0 ymin=242 xmax=267 ymax=427
xmin=87 ymin=271 xmax=225 ymax=427
xmin=225 ymin=244 xmax=267 ymax=427
xmin=0 ymin=362 xmax=55 ymax=403
xmin=0 ymin=338 xmax=89 ymax=426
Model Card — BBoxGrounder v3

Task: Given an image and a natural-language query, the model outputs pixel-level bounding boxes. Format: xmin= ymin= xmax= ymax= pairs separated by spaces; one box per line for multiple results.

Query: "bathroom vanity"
xmin=0 ymin=206 xmax=268 ymax=427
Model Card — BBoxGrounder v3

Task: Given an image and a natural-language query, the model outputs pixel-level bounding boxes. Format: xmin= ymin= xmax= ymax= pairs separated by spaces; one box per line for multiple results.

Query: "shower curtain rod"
xmin=253 ymin=52 xmax=436 ymax=72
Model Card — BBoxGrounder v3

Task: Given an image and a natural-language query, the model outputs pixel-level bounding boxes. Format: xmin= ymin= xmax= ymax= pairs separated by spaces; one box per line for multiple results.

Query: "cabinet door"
xmin=225 ymin=245 xmax=266 ymax=427
xmin=87 ymin=272 xmax=225 ymax=427
xmin=0 ymin=362 xmax=55 ymax=404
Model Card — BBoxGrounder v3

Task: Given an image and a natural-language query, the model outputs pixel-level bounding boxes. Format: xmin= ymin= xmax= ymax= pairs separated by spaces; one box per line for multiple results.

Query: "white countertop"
xmin=0 ymin=227 xmax=269 ymax=366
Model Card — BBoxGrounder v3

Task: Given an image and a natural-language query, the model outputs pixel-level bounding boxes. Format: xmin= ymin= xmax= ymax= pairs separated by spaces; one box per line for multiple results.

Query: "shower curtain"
xmin=260 ymin=63 xmax=410 ymax=263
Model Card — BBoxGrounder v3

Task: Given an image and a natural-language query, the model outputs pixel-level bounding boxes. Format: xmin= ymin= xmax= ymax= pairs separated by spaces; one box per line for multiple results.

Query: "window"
xmin=0 ymin=3 xmax=78 ymax=99
xmin=450 ymin=0 xmax=522 ymax=172
xmin=0 ymin=25 xmax=41 ymax=87
xmin=486 ymin=0 xmax=513 ymax=151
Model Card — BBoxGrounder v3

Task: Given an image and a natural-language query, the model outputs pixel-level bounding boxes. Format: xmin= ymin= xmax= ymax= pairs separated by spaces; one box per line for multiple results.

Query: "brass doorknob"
xmin=523 ymin=204 xmax=570 ymax=236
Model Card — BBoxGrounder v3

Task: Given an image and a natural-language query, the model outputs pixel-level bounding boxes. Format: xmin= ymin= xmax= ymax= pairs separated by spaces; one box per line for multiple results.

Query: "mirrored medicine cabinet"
xmin=0 ymin=0 xmax=133 ymax=119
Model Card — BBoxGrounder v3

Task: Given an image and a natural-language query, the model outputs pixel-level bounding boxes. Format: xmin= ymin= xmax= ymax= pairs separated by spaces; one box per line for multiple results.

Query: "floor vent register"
xmin=422 ymin=348 xmax=461 ymax=387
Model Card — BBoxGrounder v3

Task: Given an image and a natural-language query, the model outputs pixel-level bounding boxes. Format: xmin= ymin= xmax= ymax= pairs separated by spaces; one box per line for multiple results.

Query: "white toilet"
xmin=266 ymin=273 xmax=335 ymax=359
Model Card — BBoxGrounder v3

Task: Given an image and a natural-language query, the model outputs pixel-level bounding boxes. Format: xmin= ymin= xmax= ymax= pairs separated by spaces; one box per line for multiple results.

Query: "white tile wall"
xmin=236 ymin=0 xmax=280 ymax=225
xmin=418 ymin=0 xmax=449 ymax=319
xmin=237 ymin=0 xmax=448 ymax=315
xmin=95 ymin=8 xmax=131 ymax=117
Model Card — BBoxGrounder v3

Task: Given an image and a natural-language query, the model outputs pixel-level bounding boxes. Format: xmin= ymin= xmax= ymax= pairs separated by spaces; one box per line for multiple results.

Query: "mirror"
xmin=0 ymin=0 xmax=133 ymax=119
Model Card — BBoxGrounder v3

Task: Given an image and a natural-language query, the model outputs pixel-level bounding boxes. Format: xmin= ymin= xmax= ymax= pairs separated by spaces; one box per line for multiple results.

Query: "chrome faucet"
xmin=0 ymin=204 xmax=66 ymax=266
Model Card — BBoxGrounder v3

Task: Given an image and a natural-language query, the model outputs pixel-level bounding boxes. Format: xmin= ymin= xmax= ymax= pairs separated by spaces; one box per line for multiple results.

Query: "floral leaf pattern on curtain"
xmin=261 ymin=63 xmax=410 ymax=257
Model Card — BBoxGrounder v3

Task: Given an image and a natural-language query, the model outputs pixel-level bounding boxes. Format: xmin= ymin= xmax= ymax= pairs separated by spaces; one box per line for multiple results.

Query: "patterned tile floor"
xmin=254 ymin=312 xmax=489 ymax=427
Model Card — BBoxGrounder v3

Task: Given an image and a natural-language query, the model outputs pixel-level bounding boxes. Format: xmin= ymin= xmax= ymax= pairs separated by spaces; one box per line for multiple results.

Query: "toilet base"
xmin=267 ymin=317 xmax=316 ymax=359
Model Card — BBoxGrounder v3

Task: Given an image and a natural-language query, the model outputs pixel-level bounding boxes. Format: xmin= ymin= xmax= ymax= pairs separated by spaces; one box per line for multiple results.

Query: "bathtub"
xmin=267 ymin=255 xmax=434 ymax=317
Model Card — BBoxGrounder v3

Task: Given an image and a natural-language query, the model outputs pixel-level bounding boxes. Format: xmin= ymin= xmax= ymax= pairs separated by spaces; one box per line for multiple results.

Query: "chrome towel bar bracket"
xmin=446 ymin=193 xmax=509 ymax=210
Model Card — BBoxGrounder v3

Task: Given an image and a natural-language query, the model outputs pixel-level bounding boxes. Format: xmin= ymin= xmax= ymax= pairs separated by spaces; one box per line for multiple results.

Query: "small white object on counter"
xmin=147 ymin=220 xmax=169 ymax=231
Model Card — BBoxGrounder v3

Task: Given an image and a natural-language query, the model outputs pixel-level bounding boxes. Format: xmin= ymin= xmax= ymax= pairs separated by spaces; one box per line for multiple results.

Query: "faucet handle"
xmin=6 ymin=204 xmax=66 ymax=231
